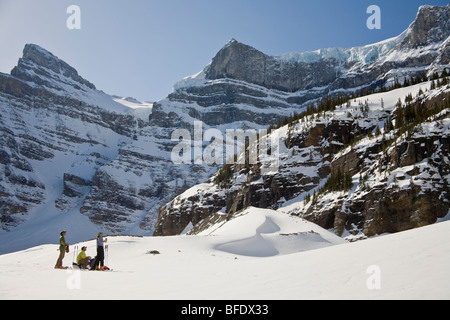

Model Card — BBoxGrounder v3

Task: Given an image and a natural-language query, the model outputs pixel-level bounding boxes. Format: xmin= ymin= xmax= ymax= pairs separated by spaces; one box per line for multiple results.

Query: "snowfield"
xmin=1 ymin=207 xmax=449 ymax=300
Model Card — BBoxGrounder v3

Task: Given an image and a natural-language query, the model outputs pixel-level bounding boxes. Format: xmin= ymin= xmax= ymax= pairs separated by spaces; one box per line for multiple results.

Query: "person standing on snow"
xmin=93 ymin=232 xmax=107 ymax=270
xmin=55 ymin=230 xmax=69 ymax=269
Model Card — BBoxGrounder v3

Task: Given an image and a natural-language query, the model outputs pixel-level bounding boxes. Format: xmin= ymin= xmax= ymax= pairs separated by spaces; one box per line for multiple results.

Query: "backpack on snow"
xmin=89 ymin=257 xmax=96 ymax=269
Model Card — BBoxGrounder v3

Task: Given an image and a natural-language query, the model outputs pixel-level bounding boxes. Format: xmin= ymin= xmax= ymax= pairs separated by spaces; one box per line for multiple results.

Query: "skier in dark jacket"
xmin=92 ymin=232 xmax=107 ymax=270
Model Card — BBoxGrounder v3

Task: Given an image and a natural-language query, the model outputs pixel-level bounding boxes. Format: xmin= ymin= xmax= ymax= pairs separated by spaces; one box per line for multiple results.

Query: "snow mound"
xmin=112 ymin=96 xmax=153 ymax=121
xmin=204 ymin=207 xmax=346 ymax=257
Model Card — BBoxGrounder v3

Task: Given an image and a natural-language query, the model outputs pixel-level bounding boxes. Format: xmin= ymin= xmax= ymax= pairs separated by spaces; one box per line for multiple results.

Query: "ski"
xmin=56 ymin=266 xmax=114 ymax=271
xmin=89 ymin=267 xmax=113 ymax=272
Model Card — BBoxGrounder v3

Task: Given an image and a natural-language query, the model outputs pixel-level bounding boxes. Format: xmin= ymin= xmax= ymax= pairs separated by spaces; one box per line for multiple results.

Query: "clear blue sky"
xmin=0 ymin=0 xmax=448 ymax=102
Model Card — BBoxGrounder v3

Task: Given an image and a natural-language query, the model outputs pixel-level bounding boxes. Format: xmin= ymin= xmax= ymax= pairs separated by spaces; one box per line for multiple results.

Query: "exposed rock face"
xmin=205 ymin=39 xmax=340 ymax=93
xmin=303 ymin=132 xmax=450 ymax=238
xmin=401 ymin=5 xmax=450 ymax=49
xmin=166 ymin=80 xmax=294 ymax=125
xmin=155 ymin=183 xmax=228 ymax=236
xmin=55 ymin=174 xmax=91 ymax=212
xmin=11 ymin=44 xmax=96 ymax=91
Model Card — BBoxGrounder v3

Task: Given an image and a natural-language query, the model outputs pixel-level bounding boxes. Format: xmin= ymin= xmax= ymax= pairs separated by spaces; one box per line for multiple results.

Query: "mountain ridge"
xmin=12 ymin=43 xmax=97 ymax=91
xmin=180 ymin=4 xmax=449 ymax=94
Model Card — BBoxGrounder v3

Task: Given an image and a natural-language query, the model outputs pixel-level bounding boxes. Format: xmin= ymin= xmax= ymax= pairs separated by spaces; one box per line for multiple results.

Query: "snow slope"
xmin=112 ymin=96 xmax=153 ymax=121
xmin=1 ymin=207 xmax=448 ymax=300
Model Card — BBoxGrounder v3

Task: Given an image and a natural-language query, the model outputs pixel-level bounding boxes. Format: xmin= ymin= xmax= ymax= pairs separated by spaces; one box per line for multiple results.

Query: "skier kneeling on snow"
xmin=76 ymin=246 xmax=91 ymax=269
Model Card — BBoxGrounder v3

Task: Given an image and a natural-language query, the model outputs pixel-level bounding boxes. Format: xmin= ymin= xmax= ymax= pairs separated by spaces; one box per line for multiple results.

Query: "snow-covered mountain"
xmin=0 ymin=44 xmax=156 ymax=251
xmin=0 ymin=44 xmax=216 ymax=253
xmin=154 ymin=4 xmax=450 ymax=236
xmin=159 ymin=80 xmax=449 ymax=240
xmin=277 ymin=5 xmax=449 ymax=65
xmin=171 ymin=5 xmax=449 ymax=110
xmin=1 ymin=5 xmax=449 ymax=254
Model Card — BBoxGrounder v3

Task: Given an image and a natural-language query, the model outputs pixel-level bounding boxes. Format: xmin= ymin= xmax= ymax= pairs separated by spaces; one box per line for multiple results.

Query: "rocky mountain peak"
xmin=11 ymin=43 xmax=96 ymax=90
xmin=204 ymin=38 xmax=267 ymax=82
xmin=22 ymin=44 xmax=67 ymax=71
xmin=203 ymin=36 xmax=342 ymax=93
xmin=401 ymin=4 xmax=450 ymax=49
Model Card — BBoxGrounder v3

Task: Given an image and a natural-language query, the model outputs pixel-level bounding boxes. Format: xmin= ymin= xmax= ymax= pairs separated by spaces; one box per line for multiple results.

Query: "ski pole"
xmin=105 ymin=244 xmax=109 ymax=266
xmin=72 ymin=245 xmax=78 ymax=265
